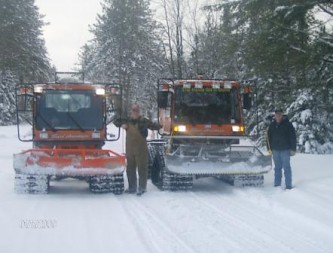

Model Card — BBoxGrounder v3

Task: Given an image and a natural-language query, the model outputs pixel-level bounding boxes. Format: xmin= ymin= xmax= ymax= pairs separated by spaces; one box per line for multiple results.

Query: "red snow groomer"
xmin=14 ymin=72 xmax=125 ymax=194
xmin=148 ymin=77 xmax=272 ymax=190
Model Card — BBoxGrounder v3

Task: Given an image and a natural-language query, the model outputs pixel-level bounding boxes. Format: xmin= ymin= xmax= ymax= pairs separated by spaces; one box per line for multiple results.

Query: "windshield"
xmin=36 ymin=90 xmax=104 ymax=130
xmin=174 ymin=86 xmax=240 ymax=125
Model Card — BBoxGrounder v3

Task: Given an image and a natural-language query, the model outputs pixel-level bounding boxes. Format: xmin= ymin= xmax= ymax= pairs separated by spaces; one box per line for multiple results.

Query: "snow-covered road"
xmin=1 ymin=125 xmax=333 ymax=253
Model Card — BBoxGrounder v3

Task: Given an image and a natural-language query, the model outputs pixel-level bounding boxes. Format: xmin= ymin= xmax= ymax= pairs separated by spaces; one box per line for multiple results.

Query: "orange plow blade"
xmin=14 ymin=148 xmax=126 ymax=176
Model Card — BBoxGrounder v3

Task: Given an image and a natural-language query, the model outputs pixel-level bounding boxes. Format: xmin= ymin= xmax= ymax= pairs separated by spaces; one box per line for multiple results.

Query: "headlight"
xmin=96 ymin=88 xmax=105 ymax=95
xmin=92 ymin=132 xmax=101 ymax=138
xmin=40 ymin=132 xmax=48 ymax=139
xmin=232 ymin=125 xmax=245 ymax=132
xmin=174 ymin=125 xmax=186 ymax=132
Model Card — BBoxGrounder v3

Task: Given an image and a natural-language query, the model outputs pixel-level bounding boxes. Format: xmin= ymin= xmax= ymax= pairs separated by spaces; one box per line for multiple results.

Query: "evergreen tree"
xmin=0 ymin=0 xmax=51 ymax=125
xmin=195 ymin=0 xmax=333 ymax=153
xmin=80 ymin=0 xmax=168 ymax=116
xmin=0 ymin=70 xmax=17 ymax=125
xmin=190 ymin=9 xmax=224 ymax=78
xmin=0 ymin=0 xmax=51 ymax=81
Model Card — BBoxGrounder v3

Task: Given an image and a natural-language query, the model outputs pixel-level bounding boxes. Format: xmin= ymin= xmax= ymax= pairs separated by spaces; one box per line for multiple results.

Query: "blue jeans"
xmin=272 ymin=150 xmax=292 ymax=188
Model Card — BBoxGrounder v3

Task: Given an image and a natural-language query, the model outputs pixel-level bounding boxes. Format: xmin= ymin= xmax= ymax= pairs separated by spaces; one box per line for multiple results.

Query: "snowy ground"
xmin=1 ymin=125 xmax=333 ymax=253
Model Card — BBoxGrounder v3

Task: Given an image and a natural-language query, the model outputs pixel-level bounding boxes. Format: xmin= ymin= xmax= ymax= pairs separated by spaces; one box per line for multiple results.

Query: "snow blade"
xmin=13 ymin=148 xmax=126 ymax=176
xmin=164 ymin=145 xmax=271 ymax=175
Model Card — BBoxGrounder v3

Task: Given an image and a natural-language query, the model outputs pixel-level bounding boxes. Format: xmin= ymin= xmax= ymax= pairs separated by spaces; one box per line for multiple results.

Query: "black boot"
xmin=124 ymin=188 xmax=136 ymax=194
xmin=136 ymin=188 xmax=146 ymax=196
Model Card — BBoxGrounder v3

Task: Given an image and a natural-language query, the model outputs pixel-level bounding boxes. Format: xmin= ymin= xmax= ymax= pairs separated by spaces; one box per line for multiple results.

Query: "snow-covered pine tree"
xmin=194 ymin=0 xmax=333 ymax=153
xmin=0 ymin=0 xmax=51 ymax=126
xmin=80 ymin=0 xmax=168 ymax=117
xmin=0 ymin=0 xmax=51 ymax=81
xmin=0 ymin=70 xmax=17 ymax=125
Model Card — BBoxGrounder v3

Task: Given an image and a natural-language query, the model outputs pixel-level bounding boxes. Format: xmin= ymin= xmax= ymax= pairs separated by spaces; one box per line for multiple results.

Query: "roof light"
xmin=174 ymin=125 xmax=187 ymax=132
xmin=224 ymin=81 xmax=232 ymax=89
xmin=96 ymin=88 xmax=105 ymax=95
xmin=34 ymin=86 xmax=43 ymax=93
xmin=183 ymin=82 xmax=191 ymax=89
xmin=195 ymin=82 xmax=203 ymax=89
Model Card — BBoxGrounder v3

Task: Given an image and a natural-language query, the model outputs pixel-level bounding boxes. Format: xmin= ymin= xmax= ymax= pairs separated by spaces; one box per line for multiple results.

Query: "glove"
xmin=290 ymin=150 xmax=296 ymax=156
xmin=113 ymin=118 xmax=123 ymax=127
xmin=268 ymin=150 xmax=272 ymax=156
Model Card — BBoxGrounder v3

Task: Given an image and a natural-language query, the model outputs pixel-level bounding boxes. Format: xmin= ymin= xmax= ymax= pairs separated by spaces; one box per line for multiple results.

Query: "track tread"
xmin=15 ymin=173 xmax=50 ymax=194
xmin=89 ymin=174 xmax=124 ymax=194
xmin=149 ymin=144 xmax=193 ymax=191
xmin=218 ymin=174 xmax=264 ymax=187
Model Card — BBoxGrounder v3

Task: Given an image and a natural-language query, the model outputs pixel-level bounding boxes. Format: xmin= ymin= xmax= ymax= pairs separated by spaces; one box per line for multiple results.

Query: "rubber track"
xmin=218 ymin=174 xmax=264 ymax=187
xmin=149 ymin=143 xmax=263 ymax=190
xmin=153 ymin=145 xmax=193 ymax=191
xmin=89 ymin=174 xmax=124 ymax=194
xmin=15 ymin=173 xmax=50 ymax=194
xmin=148 ymin=144 xmax=157 ymax=180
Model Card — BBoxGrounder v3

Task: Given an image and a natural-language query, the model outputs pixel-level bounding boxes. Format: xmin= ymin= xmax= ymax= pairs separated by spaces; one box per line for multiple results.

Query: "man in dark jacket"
xmin=267 ymin=109 xmax=296 ymax=189
xmin=121 ymin=104 xmax=161 ymax=196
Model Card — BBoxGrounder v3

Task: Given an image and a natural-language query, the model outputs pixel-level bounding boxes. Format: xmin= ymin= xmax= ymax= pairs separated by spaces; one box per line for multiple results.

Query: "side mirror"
xmin=15 ymin=85 xmax=34 ymax=141
xmin=158 ymin=91 xmax=168 ymax=108
xmin=105 ymin=86 xmax=122 ymax=125
xmin=243 ymin=93 xmax=252 ymax=110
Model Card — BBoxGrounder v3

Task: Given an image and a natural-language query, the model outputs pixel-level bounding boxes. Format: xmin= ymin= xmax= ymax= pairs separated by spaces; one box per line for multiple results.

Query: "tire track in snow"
xmin=190 ymin=188 xmax=330 ymax=253
xmin=298 ymin=184 xmax=333 ymax=206
xmin=130 ymin=194 xmax=257 ymax=253
xmin=273 ymin=187 xmax=333 ymax=229
xmin=233 ymin=189 xmax=329 ymax=253
xmin=127 ymin=191 xmax=274 ymax=253
xmin=120 ymin=196 xmax=196 ymax=253
xmin=117 ymin=197 xmax=162 ymax=253
xmin=234 ymin=188 xmax=333 ymax=241
xmin=186 ymin=191 xmax=293 ymax=253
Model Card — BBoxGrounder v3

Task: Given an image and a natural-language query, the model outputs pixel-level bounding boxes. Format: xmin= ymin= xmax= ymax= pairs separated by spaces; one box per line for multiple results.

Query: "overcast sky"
xmin=36 ymin=0 xmax=329 ymax=72
xmin=35 ymin=0 xmax=102 ymax=71
xmin=34 ymin=0 xmax=217 ymax=71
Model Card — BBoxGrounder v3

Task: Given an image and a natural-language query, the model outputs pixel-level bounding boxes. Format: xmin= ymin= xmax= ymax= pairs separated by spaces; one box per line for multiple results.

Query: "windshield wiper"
xmin=36 ymin=112 xmax=56 ymax=132
xmin=69 ymin=94 xmax=85 ymax=108
xmin=66 ymin=112 xmax=85 ymax=132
